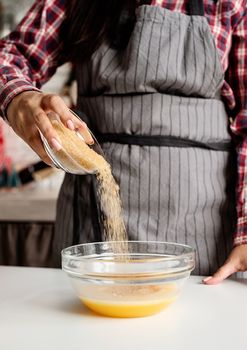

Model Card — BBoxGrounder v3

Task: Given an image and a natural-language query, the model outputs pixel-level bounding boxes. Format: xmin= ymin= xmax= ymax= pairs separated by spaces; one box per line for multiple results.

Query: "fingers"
xmin=202 ymin=245 xmax=247 ymax=285
xmin=72 ymin=115 xmax=94 ymax=145
xmin=7 ymin=90 xmax=94 ymax=169
xmin=202 ymin=261 xmax=237 ymax=285
xmin=41 ymin=94 xmax=73 ymax=125
xmin=41 ymin=94 xmax=94 ymax=144
xmin=32 ymin=108 xmax=62 ymax=151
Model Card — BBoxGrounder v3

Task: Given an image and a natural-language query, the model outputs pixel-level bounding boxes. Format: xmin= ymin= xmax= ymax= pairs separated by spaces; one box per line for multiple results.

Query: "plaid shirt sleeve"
xmin=0 ymin=0 xmax=66 ymax=119
xmin=229 ymin=9 xmax=247 ymax=246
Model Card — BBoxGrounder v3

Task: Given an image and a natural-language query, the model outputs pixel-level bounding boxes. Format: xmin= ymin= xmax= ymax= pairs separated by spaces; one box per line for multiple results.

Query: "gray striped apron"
xmin=54 ymin=0 xmax=237 ymax=276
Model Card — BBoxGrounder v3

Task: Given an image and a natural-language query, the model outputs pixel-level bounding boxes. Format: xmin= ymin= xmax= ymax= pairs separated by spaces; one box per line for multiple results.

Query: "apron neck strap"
xmin=188 ymin=0 xmax=205 ymax=16
xmin=138 ymin=0 xmax=205 ymax=17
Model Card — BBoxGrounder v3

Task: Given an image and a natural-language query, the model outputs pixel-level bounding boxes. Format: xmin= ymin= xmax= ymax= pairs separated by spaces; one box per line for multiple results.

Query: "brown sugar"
xmin=51 ymin=119 xmax=106 ymax=173
xmin=52 ymin=120 xmax=128 ymax=253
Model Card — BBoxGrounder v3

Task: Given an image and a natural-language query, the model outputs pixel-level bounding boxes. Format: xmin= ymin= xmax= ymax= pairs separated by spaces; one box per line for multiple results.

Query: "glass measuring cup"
xmin=40 ymin=110 xmax=104 ymax=175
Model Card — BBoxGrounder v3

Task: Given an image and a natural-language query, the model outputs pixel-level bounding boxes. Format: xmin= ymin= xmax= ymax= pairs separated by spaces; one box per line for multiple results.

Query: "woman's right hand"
xmin=7 ymin=91 xmax=93 ymax=165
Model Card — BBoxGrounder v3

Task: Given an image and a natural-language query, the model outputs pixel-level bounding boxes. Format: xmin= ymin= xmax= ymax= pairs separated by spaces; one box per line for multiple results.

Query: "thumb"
xmin=203 ymin=261 xmax=237 ymax=285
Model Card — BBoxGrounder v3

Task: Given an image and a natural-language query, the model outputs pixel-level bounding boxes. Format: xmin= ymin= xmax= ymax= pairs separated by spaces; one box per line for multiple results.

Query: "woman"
xmin=0 ymin=0 xmax=246 ymax=283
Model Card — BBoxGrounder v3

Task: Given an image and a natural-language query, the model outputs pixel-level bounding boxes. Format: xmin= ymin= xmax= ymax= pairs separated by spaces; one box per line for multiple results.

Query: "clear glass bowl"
xmin=62 ymin=241 xmax=195 ymax=318
xmin=40 ymin=110 xmax=104 ymax=175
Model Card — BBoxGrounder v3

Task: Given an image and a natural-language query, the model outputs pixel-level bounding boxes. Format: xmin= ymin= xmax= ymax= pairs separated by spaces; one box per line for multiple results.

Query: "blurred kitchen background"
xmin=0 ymin=0 xmax=76 ymax=267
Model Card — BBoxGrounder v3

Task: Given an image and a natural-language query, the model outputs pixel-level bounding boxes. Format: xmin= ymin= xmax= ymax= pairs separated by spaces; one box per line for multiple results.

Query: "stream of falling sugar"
xmin=52 ymin=120 xmax=129 ymax=255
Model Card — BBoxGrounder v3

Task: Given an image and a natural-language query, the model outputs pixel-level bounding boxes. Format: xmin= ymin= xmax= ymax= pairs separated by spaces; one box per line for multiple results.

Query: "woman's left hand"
xmin=203 ymin=244 xmax=247 ymax=284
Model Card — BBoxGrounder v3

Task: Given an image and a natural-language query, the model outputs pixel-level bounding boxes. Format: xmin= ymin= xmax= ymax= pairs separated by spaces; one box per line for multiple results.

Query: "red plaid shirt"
xmin=0 ymin=0 xmax=246 ymax=245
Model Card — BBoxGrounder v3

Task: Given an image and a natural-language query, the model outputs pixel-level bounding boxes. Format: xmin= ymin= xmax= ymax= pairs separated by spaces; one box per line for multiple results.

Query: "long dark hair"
xmin=62 ymin=0 xmax=142 ymax=62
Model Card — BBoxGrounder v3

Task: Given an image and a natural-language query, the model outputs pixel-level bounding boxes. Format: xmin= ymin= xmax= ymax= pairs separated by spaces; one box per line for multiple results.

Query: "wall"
xmin=1 ymin=0 xmax=34 ymax=23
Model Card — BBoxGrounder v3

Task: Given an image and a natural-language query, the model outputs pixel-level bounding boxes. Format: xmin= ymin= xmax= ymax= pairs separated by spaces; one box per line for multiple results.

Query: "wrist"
xmin=0 ymin=79 xmax=41 ymax=122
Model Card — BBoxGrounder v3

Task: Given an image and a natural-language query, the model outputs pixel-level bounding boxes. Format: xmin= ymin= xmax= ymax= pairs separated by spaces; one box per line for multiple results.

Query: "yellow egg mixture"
xmin=79 ymin=284 xmax=178 ymax=317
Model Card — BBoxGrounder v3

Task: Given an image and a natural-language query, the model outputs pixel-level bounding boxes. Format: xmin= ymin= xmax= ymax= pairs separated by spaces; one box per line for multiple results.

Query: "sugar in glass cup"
xmin=40 ymin=110 xmax=104 ymax=175
xmin=62 ymin=241 xmax=195 ymax=318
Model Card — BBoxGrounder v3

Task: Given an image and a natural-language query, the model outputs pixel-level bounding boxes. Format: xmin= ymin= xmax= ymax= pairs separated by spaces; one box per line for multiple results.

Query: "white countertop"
xmin=0 ymin=266 xmax=246 ymax=350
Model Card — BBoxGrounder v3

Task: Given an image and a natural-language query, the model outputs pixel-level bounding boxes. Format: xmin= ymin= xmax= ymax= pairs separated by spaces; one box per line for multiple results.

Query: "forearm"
xmin=0 ymin=75 xmax=41 ymax=120
xmin=226 ymin=9 xmax=247 ymax=245
xmin=234 ymin=137 xmax=247 ymax=246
